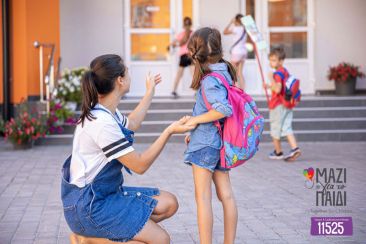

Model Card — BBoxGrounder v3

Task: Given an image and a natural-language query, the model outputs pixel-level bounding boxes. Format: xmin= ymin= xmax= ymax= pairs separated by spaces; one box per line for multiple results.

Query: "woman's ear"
xmin=117 ymin=76 xmax=125 ymax=86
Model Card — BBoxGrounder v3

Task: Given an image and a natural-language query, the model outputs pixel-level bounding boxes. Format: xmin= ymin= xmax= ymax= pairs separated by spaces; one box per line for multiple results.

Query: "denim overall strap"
xmin=92 ymin=107 xmax=134 ymax=175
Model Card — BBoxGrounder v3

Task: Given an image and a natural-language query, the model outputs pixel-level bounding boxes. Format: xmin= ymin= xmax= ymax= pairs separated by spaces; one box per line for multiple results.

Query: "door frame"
xmin=123 ymin=0 xmax=199 ymax=96
xmin=240 ymin=0 xmax=315 ymax=94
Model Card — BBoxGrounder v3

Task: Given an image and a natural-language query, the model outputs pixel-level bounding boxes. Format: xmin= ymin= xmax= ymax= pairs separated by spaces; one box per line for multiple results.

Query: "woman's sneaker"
xmin=284 ymin=147 xmax=301 ymax=162
xmin=268 ymin=150 xmax=284 ymax=160
xmin=172 ymin=91 xmax=179 ymax=99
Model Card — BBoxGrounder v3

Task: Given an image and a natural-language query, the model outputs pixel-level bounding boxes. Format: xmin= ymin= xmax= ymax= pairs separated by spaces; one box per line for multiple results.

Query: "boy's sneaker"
xmin=284 ymin=147 xmax=301 ymax=162
xmin=268 ymin=150 xmax=284 ymax=160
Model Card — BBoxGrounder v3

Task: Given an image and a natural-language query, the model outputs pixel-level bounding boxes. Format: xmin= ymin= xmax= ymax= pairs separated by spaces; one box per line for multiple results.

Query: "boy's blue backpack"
xmin=275 ymin=70 xmax=301 ymax=108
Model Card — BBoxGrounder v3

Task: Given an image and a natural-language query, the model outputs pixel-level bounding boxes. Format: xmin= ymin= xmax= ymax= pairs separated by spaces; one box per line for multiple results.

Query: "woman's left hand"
xmin=146 ymin=72 xmax=162 ymax=95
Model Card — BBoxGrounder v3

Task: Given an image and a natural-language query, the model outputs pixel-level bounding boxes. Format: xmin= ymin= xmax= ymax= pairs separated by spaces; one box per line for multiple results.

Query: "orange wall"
xmin=10 ymin=0 xmax=60 ymax=104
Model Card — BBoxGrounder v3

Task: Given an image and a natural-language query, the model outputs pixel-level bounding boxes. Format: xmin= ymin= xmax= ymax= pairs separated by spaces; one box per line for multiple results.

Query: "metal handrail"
xmin=34 ymin=41 xmax=55 ymax=114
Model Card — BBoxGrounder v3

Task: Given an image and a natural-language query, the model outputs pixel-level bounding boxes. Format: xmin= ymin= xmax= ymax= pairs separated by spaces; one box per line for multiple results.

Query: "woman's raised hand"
xmin=146 ymin=72 xmax=162 ymax=95
xmin=166 ymin=116 xmax=196 ymax=134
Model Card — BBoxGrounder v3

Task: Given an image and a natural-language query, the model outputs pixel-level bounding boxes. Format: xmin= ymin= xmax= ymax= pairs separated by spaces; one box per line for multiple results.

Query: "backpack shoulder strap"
xmin=273 ymin=70 xmax=285 ymax=80
xmin=230 ymin=26 xmax=246 ymax=52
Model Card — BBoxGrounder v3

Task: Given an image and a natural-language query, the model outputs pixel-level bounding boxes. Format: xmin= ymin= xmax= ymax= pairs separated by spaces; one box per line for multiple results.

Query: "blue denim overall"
xmin=61 ymin=108 xmax=160 ymax=242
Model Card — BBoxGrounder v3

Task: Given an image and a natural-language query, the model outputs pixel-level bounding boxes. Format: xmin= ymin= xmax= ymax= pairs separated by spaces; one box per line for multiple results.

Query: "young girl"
xmin=223 ymin=13 xmax=247 ymax=90
xmin=169 ymin=16 xmax=194 ymax=98
xmin=61 ymin=54 xmax=195 ymax=244
xmin=184 ymin=28 xmax=238 ymax=244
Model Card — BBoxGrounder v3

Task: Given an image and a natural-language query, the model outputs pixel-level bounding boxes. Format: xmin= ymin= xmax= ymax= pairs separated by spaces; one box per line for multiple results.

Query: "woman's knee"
xmin=159 ymin=191 xmax=179 ymax=217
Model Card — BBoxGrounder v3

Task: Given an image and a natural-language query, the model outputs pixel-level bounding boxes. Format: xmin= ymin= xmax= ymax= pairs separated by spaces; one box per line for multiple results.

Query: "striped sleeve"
xmin=116 ymin=110 xmax=129 ymax=128
xmin=97 ymin=122 xmax=134 ymax=161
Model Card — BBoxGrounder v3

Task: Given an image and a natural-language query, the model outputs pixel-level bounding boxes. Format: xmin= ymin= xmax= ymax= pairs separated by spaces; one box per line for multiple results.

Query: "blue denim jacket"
xmin=186 ymin=63 xmax=233 ymax=153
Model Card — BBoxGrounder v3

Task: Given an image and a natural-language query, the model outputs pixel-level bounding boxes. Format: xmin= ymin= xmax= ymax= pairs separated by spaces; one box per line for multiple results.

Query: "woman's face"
xmin=117 ymin=68 xmax=131 ymax=96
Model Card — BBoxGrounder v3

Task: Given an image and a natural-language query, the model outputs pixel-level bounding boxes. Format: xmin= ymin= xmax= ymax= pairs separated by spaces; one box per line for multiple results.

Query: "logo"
xmin=304 ymin=167 xmax=347 ymax=207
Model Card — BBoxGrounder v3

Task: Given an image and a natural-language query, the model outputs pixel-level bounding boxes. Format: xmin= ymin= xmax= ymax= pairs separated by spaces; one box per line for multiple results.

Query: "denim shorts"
xmin=269 ymin=104 xmax=294 ymax=140
xmin=184 ymin=146 xmax=230 ymax=172
xmin=61 ymin=157 xmax=160 ymax=242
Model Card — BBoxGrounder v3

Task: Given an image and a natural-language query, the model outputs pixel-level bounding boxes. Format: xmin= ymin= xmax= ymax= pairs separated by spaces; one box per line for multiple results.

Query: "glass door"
xmin=264 ymin=0 xmax=314 ymax=94
xmin=125 ymin=0 xmax=196 ymax=97
xmin=125 ymin=0 xmax=175 ymax=96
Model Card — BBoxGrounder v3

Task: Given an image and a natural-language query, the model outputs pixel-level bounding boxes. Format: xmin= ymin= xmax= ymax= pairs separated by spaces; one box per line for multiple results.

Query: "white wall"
xmin=314 ymin=0 xmax=366 ymax=91
xmin=198 ymin=0 xmax=241 ymax=60
xmin=60 ymin=0 xmax=124 ymax=70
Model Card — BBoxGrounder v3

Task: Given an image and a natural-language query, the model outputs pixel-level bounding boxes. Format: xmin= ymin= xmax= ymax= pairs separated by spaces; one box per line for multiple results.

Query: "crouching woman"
xmin=61 ymin=54 xmax=194 ymax=244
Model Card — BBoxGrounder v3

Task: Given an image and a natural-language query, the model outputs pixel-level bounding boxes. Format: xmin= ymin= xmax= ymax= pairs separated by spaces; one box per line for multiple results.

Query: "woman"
xmin=61 ymin=54 xmax=195 ymax=243
xmin=223 ymin=13 xmax=247 ymax=90
xmin=169 ymin=17 xmax=194 ymax=99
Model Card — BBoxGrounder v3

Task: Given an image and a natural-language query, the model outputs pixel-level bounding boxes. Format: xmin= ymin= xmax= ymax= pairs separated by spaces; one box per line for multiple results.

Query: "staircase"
xmin=37 ymin=95 xmax=366 ymax=145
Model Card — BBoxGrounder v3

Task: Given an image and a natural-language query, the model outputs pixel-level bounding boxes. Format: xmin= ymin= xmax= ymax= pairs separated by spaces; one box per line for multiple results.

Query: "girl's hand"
xmin=184 ymin=135 xmax=191 ymax=145
xmin=146 ymin=72 xmax=162 ymax=95
xmin=184 ymin=117 xmax=198 ymax=128
xmin=167 ymin=116 xmax=196 ymax=134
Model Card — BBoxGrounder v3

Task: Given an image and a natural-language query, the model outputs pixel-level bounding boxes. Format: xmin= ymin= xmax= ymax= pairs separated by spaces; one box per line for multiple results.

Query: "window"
xmin=268 ymin=0 xmax=307 ymax=27
xmin=131 ymin=34 xmax=170 ymax=61
xmin=270 ymin=32 xmax=307 ymax=58
xmin=130 ymin=0 xmax=170 ymax=28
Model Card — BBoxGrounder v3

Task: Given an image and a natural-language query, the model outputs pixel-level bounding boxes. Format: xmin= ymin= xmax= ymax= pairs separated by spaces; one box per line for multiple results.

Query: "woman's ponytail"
xmin=78 ymin=70 xmax=98 ymax=126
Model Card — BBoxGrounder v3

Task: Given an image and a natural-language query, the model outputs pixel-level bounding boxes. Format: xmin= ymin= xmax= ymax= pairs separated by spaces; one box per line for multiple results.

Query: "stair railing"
xmin=34 ymin=41 xmax=56 ymax=114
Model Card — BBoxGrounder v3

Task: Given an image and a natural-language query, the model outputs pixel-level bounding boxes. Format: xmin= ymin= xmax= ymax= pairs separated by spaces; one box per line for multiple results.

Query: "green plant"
xmin=47 ymin=100 xmax=76 ymax=134
xmin=4 ymin=103 xmax=46 ymax=145
xmin=54 ymin=67 xmax=87 ymax=104
xmin=0 ymin=117 xmax=5 ymax=136
xmin=328 ymin=62 xmax=365 ymax=82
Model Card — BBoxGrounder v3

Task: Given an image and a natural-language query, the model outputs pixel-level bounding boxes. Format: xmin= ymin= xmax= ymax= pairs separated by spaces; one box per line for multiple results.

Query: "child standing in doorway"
xmin=263 ymin=47 xmax=301 ymax=161
xmin=183 ymin=27 xmax=238 ymax=244
xmin=170 ymin=17 xmax=194 ymax=98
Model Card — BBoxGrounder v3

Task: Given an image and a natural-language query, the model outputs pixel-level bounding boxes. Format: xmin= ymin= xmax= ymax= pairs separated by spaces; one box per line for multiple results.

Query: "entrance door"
xmin=264 ymin=0 xmax=314 ymax=94
xmin=241 ymin=0 xmax=314 ymax=95
xmin=124 ymin=0 xmax=196 ymax=97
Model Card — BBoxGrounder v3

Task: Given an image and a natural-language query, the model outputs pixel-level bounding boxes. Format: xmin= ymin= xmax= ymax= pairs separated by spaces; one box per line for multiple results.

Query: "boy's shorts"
xmin=269 ymin=104 xmax=294 ymax=140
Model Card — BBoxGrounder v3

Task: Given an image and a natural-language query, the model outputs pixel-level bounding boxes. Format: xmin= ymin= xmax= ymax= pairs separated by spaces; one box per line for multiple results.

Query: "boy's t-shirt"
xmin=269 ymin=67 xmax=289 ymax=109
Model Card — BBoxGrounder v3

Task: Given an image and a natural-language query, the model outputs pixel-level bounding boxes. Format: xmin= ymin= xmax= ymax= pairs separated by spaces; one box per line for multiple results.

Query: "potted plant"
xmin=4 ymin=104 xmax=46 ymax=150
xmin=47 ymin=100 xmax=77 ymax=134
xmin=54 ymin=67 xmax=87 ymax=110
xmin=0 ymin=117 xmax=5 ymax=137
xmin=327 ymin=62 xmax=365 ymax=95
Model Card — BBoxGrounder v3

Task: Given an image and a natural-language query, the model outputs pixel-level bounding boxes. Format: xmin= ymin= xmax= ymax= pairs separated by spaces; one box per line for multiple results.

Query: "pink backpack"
xmin=201 ymin=72 xmax=264 ymax=168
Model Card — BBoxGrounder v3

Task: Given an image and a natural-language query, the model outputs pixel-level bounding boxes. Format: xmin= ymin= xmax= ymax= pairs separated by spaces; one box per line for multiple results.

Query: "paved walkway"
xmin=0 ymin=141 xmax=365 ymax=244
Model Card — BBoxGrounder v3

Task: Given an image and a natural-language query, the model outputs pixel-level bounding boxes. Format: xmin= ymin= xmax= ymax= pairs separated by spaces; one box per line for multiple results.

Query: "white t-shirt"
xmin=230 ymin=25 xmax=247 ymax=54
xmin=69 ymin=103 xmax=134 ymax=187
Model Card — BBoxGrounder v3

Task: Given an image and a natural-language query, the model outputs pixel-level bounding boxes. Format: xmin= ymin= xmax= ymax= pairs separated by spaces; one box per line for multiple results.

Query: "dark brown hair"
xmin=235 ymin=13 xmax=244 ymax=25
xmin=78 ymin=54 xmax=126 ymax=126
xmin=269 ymin=46 xmax=286 ymax=60
xmin=183 ymin=17 xmax=192 ymax=28
xmin=187 ymin=27 xmax=237 ymax=90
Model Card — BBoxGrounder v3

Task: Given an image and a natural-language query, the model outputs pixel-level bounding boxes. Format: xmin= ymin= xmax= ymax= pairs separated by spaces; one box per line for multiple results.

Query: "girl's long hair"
xmin=187 ymin=27 xmax=237 ymax=90
xmin=78 ymin=54 xmax=126 ymax=126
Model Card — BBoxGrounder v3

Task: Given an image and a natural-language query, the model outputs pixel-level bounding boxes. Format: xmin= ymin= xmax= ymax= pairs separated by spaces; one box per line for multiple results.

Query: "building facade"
xmin=1 ymin=0 xmax=366 ymax=109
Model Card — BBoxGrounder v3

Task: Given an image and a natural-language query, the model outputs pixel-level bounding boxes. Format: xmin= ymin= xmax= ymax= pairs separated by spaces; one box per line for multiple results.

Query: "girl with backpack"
xmin=224 ymin=13 xmax=247 ymax=90
xmin=183 ymin=27 xmax=239 ymax=244
xmin=61 ymin=54 xmax=195 ymax=244
xmin=169 ymin=17 xmax=194 ymax=98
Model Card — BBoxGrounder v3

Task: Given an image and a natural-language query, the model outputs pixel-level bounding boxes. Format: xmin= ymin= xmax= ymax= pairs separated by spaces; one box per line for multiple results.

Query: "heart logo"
xmin=303 ymin=167 xmax=314 ymax=181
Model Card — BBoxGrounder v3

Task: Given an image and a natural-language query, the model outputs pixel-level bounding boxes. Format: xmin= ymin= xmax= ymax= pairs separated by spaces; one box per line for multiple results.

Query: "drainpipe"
xmin=2 ymin=0 xmax=10 ymax=120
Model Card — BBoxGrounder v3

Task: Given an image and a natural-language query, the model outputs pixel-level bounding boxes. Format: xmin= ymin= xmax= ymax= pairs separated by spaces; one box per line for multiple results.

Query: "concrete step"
xmin=37 ymin=95 xmax=366 ymax=144
xmin=70 ymin=106 xmax=366 ymax=120
xmin=36 ymin=129 xmax=366 ymax=145
xmin=117 ymin=96 xmax=366 ymax=110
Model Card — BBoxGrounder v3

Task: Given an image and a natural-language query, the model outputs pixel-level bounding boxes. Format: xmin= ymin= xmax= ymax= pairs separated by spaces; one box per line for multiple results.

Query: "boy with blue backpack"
xmin=263 ymin=47 xmax=301 ymax=161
